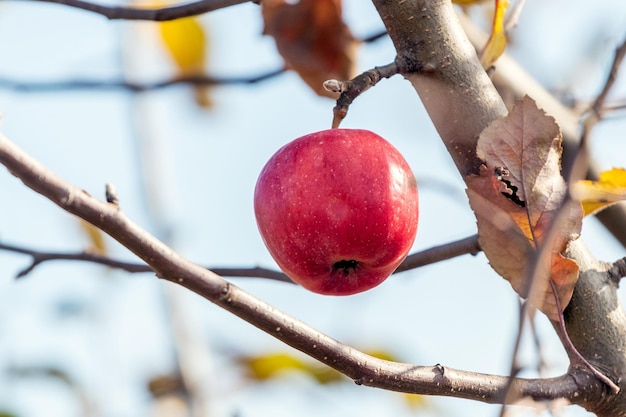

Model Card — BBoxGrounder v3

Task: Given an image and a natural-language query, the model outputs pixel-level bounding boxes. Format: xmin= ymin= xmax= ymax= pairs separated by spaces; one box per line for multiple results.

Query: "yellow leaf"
xmin=361 ymin=349 xmax=400 ymax=362
xmin=402 ymin=393 xmax=428 ymax=410
xmin=238 ymin=349 xmax=404 ymax=386
xmin=571 ymin=168 xmax=626 ymax=216
xmin=479 ymin=0 xmax=509 ymax=69
xmin=239 ymin=352 xmax=343 ymax=384
xmin=78 ymin=219 xmax=107 ymax=255
xmin=156 ymin=2 xmax=212 ymax=108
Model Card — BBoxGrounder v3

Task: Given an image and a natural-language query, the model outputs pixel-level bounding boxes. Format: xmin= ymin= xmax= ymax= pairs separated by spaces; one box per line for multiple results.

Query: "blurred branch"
xmin=567 ymin=36 xmax=626 ymax=184
xmin=591 ymin=37 xmax=626 ymax=117
xmin=0 ymin=29 xmax=388 ymax=94
xmin=0 ymin=69 xmax=287 ymax=93
xmin=0 ymin=131 xmax=606 ymax=408
xmin=15 ymin=0 xmax=252 ymax=21
xmin=8 ymin=365 xmax=96 ymax=417
xmin=0 ymin=234 xmax=481 ymax=280
xmin=0 ymin=241 xmax=292 ymax=282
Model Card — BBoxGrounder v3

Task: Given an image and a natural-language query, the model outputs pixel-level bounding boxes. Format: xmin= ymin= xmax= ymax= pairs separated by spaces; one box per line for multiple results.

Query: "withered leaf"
xmin=466 ymin=96 xmax=583 ymax=320
xmin=261 ymin=0 xmax=356 ymax=98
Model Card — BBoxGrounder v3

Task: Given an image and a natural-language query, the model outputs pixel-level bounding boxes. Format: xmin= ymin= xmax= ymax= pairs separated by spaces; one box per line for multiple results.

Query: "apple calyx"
xmin=333 ymin=259 xmax=359 ymax=275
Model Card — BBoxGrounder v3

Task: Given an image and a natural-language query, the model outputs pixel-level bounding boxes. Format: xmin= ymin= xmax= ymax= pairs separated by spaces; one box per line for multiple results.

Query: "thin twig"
xmin=591 ymin=38 xmax=626 ymax=116
xmin=0 ymin=242 xmax=292 ymax=282
xmin=17 ymin=0 xmax=251 ymax=21
xmin=394 ymin=235 xmax=480 ymax=273
xmin=564 ymin=36 xmax=626 ymax=182
xmin=0 ymin=28 xmax=388 ymax=95
xmin=324 ymin=62 xmax=401 ymax=128
xmin=548 ymin=279 xmax=619 ymax=392
xmin=359 ymin=29 xmax=388 ymax=44
xmin=0 ymin=69 xmax=287 ymax=93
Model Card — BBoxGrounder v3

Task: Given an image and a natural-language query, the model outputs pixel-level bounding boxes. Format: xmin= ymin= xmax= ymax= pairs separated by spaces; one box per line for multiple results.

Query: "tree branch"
xmin=0 ymin=70 xmax=287 ymax=93
xmin=324 ymin=62 xmax=402 ymax=128
xmin=0 ymin=241 xmax=293 ymax=281
xmin=0 ymin=234 xmax=481 ymax=280
xmin=590 ymin=37 xmax=626 ymax=117
xmin=373 ymin=0 xmax=507 ymax=178
xmin=0 ymin=131 xmax=598 ymax=408
xmin=372 ymin=1 xmax=626 ymax=415
xmin=14 ymin=0 xmax=252 ymax=21
xmin=395 ymin=234 xmax=480 ymax=273
xmin=0 ymin=28 xmax=388 ymax=94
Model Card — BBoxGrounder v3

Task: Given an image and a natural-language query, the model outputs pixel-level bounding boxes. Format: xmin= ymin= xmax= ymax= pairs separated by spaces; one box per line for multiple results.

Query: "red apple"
xmin=254 ymin=128 xmax=419 ymax=295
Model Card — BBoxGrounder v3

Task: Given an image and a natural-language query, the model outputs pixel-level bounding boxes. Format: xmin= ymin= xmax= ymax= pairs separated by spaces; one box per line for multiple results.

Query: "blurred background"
xmin=1 ymin=1 xmax=626 ymax=416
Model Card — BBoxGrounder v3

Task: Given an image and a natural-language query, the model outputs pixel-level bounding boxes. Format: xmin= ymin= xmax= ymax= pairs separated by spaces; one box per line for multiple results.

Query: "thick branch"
xmin=0 ymin=132 xmax=593 ymax=407
xmin=373 ymin=0 xmax=507 ymax=177
xmin=372 ymin=0 xmax=626 ymax=415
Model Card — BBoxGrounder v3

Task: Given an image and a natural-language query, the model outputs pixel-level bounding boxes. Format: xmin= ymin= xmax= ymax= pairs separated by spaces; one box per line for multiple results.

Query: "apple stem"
xmin=329 ymin=61 xmax=401 ymax=129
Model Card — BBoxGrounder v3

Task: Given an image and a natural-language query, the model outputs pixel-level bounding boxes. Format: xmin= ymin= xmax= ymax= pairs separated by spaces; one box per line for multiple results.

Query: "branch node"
xmin=323 ymin=79 xmax=347 ymax=94
xmin=609 ymin=256 xmax=626 ymax=285
xmin=105 ymin=182 xmax=119 ymax=205
xmin=422 ymin=62 xmax=437 ymax=74
xmin=329 ymin=62 xmax=399 ymax=128
xmin=16 ymin=261 xmax=39 ymax=279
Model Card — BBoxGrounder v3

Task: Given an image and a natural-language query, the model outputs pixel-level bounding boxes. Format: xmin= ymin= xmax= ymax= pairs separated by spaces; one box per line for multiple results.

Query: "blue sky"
xmin=1 ymin=1 xmax=626 ymax=416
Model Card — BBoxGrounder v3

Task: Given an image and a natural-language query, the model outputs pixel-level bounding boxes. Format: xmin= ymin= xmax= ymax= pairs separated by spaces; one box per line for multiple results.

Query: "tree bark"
xmin=372 ymin=0 xmax=626 ymax=415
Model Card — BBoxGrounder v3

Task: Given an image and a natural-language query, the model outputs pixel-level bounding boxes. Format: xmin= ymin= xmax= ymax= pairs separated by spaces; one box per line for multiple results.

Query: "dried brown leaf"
xmin=466 ymin=96 xmax=583 ymax=320
xmin=261 ymin=0 xmax=356 ymax=98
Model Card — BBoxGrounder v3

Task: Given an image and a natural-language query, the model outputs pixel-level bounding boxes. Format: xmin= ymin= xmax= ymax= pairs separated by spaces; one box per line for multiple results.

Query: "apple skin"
xmin=254 ymin=128 xmax=419 ymax=295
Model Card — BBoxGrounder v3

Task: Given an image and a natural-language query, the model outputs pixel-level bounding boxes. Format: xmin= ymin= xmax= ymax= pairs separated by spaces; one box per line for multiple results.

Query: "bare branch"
xmin=567 ymin=35 xmax=626 ymax=184
xmin=0 ymin=70 xmax=287 ymax=93
xmin=0 ymin=132 xmax=599 ymax=407
xmin=0 ymin=241 xmax=292 ymax=282
xmin=394 ymin=235 xmax=480 ymax=273
xmin=591 ymin=37 xmax=626 ymax=117
xmin=0 ymin=234 xmax=481 ymax=281
xmin=16 ymin=0 xmax=252 ymax=21
xmin=324 ymin=62 xmax=401 ymax=128
xmin=0 ymin=28 xmax=388 ymax=95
